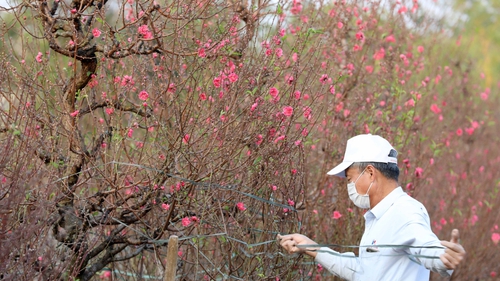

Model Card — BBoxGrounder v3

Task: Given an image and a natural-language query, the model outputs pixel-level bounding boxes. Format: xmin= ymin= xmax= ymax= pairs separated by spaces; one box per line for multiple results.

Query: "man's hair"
xmin=352 ymin=149 xmax=399 ymax=182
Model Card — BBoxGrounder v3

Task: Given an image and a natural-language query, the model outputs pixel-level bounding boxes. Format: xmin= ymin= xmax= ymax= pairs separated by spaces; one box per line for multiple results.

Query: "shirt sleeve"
xmin=314 ymin=247 xmax=359 ymax=280
xmin=398 ymin=219 xmax=453 ymax=277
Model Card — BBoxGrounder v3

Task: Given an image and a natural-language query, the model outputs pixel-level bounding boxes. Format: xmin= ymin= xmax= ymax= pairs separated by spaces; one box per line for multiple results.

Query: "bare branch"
xmin=79 ymin=100 xmax=152 ymax=117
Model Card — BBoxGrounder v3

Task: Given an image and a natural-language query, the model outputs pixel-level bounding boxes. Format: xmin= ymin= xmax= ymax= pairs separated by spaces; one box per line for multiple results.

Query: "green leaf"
xmin=277 ymin=4 xmax=282 ymax=15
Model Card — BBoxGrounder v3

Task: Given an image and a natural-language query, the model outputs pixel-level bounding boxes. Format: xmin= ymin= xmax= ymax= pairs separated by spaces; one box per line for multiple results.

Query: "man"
xmin=278 ymin=134 xmax=465 ymax=280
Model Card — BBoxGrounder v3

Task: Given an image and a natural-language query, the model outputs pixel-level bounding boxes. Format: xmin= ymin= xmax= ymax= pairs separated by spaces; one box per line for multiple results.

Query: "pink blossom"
xmin=430 ymin=104 xmax=441 ymax=114
xmin=275 ymin=48 xmax=283 ymax=58
xmin=470 ymin=215 xmax=478 ymax=225
xmin=138 ymin=25 xmax=153 ymax=39
xmin=105 ymin=107 xmax=114 ymax=115
xmin=282 ymin=106 xmax=293 ymax=117
xmin=92 ymin=28 xmax=101 ymax=38
xmin=138 ymin=90 xmax=149 ymax=101
xmin=385 ymin=34 xmax=395 ymax=43
xmin=373 ymin=48 xmax=385 ymax=60
xmin=492 ymin=233 xmax=500 ymax=245
xmin=236 ymin=202 xmax=246 ymax=211
xmin=303 ymin=106 xmax=312 ymax=119
xmin=398 ymin=6 xmax=408 ymax=14
xmin=250 ymin=102 xmax=258 ymax=112
xmin=337 ymin=22 xmax=343 ymax=29
xmin=100 ymin=270 xmax=111 ymax=279
xmin=161 ymin=203 xmax=170 ymax=210
xmin=198 ymin=48 xmax=206 ymax=58
xmin=228 ymin=73 xmax=238 ymax=83
xmin=365 ymin=65 xmax=374 ymax=73
xmin=256 ymin=134 xmax=263 ymax=145
xmin=213 ymin=77 xmax=222 ymax=88
xmin=332 ymin=211 xmax=342 ymax=220
xmin=355 ymin=32 xmax=365 ymax=41
xmin=121 ymin=75 xmax=134 ymax=87
xmin=269 ymin=87 xmax=279 ymax=98
xmin=404 ymin=98 xmax=415 ymax=107
xmin=127 ymin=128 xmax=134 ymax=138
xmin=293 ymin=90 xmax=301 ymax=100
xmin=35 ymin=52 xmax=43 ymax=63
xmin=164 ymin=83 xmax=175 ymax=93
xmin=199 ymin=93 xmax=207 ymax=100
xmin=290 ymin=0 xmax=302 ymax=14
xmin=461 ymin=125 xmax=472 ymax=135
xmin=287 ymin=199 xmax=295 ymax=206
xmin=456 ymin=128 xmax=463 ymax=136
xmin=183 ymin=134 xmax=190 ymax=144
xmin=435 ymin=75 xmax=442 ymax=85
xmin=328 ymin=86 xmax=335 ymax=95
xmin=274 ymin=135 xmax=285 ymax=143
xmin=319 ymin=74 xmax=329 ymax=84
xmin=417 ymin=46 xmax=424 ymax=53
xmin=181 ymin=217 xmax=191 ymax=227
xmin=415 ymin=167 xmax=423 ymax=178
xmin=70 ymin=110 xmax=79 ymax=117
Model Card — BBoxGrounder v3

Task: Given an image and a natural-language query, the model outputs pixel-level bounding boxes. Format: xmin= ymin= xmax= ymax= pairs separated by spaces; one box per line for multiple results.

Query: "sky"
xmin=0 ymin=0 xmax=462 ymax=32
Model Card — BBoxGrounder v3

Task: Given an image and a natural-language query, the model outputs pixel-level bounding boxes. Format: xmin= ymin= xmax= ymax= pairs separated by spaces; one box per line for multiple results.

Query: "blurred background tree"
xmin=448 ymin=0 xmax=500 ymax=87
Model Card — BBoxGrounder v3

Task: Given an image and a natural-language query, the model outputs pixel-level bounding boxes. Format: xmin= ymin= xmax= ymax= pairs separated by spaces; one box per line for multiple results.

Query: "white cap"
xmin=327 ymin=134 xmax=397 ymax=178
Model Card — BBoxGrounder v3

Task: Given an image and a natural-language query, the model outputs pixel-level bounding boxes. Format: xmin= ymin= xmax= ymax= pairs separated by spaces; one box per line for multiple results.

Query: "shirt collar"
xmin=365 ymin=186 xmax=404 ymax=220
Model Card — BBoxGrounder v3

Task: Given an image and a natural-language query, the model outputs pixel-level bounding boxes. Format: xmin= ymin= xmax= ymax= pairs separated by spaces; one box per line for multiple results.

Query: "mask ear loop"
xmin=353 ymin=167 xmax=367 ymax=184
xmin=364 ymin=181 xmax=374 ymax=196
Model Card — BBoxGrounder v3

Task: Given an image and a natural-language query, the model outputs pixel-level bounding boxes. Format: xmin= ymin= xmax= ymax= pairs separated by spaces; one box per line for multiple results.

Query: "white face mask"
xmin=347 ymin=168 xmax=374 ymax=209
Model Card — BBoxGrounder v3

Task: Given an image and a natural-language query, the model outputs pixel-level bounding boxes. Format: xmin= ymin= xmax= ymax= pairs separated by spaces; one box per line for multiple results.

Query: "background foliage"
xmin=0 ymin=0 xmax=499 ymax=280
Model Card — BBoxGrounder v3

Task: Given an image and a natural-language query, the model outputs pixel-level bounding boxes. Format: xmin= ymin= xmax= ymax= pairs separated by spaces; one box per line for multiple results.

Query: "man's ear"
xmin=366 ymin=165 xmax=376 ymax=178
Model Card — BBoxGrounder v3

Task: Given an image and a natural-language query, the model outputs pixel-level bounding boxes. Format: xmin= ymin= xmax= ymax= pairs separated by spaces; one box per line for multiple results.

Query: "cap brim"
xmin=326 ymin=161 xmax=353 ymax=178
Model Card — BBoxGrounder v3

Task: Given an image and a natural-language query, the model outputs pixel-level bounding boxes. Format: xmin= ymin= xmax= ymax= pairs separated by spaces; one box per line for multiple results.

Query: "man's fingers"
xmin=450 ymin=229 xmax=459 ymax=244
xmin=440 ymin=251 xmax=461 ymax=269
xmin=281 ymin=240 xmax=298 ymax=254
xmin=440 ymin=238 xmax=466 ymax=270
xmin=440 ymin=241 xmax=458 ymax=251
xmin=440 ymin=254 xmax=454 ymax=269
xmin=277 ymin=234 xmax=293 ymax=243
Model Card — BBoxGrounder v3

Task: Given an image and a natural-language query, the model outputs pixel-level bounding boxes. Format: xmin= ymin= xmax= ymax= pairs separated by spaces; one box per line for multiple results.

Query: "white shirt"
xmin=315 ymin=187 xmax=452 ymax=280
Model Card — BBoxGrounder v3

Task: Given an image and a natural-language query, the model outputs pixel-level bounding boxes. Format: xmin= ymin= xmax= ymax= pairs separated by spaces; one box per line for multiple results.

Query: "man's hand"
xmin=277 ymin=234 xmax=319 ymax=258
xmin=440 ymin=229 xmax=466 ymax=269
